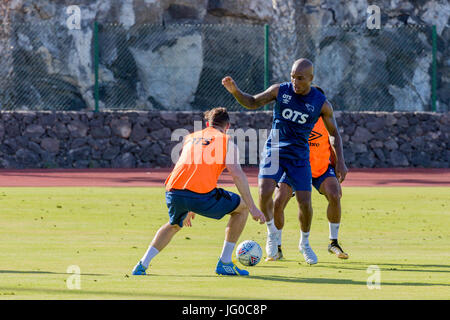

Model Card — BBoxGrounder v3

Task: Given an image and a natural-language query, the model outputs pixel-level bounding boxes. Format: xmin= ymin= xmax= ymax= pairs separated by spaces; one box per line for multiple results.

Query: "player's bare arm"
xmin=222 ymin=76 xmax=279 ymax=110
xmin=329 ymin=139 xmax=337 ymax=167
xmin=225 ymin=141 xmax=266 ymax=224
xmin=320 ymin=100 xmax=348 ymax=183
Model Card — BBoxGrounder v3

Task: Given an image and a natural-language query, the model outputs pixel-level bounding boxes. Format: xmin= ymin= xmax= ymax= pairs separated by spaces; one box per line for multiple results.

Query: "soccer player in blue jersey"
xmin=222 ymin=58 xmax=347 ymax=264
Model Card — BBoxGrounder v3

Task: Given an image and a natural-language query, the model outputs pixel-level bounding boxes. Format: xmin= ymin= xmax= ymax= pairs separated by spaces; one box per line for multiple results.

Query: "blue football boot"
xmin=215 ymin=259 xmax=249 ymax=276
xmin=132 ymin=261 xmax=147 ymax=275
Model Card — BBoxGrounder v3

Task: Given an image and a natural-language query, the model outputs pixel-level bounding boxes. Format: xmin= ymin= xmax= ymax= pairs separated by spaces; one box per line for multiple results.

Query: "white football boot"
xmin=299 ymin=244 xmax=318 ymax=265
xmin=265 ymin=231 xmax=279 ymax=260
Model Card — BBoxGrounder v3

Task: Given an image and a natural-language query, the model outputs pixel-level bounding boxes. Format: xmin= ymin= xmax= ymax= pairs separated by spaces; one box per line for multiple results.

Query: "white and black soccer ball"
xmin=236 ymin=240 xmax=262 ymax=266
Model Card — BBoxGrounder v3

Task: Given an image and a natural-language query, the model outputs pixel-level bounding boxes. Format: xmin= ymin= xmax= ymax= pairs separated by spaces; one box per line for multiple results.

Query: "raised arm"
xmin=222 ymin=76 xmax=279 ymax=110
xmin=320 ymin=100 xmax=348 ymax=183
xmin=225 ymin=141 xmax=265 ymax=224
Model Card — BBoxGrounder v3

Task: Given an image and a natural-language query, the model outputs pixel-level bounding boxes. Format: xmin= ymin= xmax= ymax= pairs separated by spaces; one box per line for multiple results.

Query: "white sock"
xmin=266 ymin=219 xmax=279 ymax=235
xmin=300 ymin=231 xmax=310 ymax=248
xmin=141 ymin=246 xmax=159 ymax=268
xmin=329 ymin=223 xmax=340 ymax=240
xmin=220 ymin=241 xmax=235 ymax=264
xmin=277 ymin=229 xmax=282 ymax=246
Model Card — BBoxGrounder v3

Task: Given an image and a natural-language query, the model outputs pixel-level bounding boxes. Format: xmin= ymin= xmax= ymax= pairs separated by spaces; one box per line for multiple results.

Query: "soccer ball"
xmin=236 ymin=240 xmax=262 ymax=266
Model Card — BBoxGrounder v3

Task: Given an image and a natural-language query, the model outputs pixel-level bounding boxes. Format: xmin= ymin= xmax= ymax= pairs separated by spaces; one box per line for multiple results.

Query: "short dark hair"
xmin=204 ymin=107 xmax=230 ymax=128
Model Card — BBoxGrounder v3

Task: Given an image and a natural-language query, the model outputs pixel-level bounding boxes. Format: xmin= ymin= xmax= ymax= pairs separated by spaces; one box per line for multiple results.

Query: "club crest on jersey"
xmin=305 ymin=103 xmax=315 ymax=113
xmin=282 ymin=94 xmax=292 ymax=104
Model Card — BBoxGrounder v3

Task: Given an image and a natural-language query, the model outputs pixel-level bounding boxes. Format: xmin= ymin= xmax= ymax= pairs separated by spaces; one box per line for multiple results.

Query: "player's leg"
xmin=221 ymin=199 xmax=249 ymax=263
xmin=319 ymin=176 xmax=342 ymax=224
xmin=273 ymin=182 xmax=293 ymax=230
xmin=268 ymin=182 xmax=292 ymax=260
xmin=173 ymin=188 xmax=248 ymax=275
xmin=319 ymin=176 xmax=349 ymax=259
xmin=134 ymin=222 xmax=182 ymax=274
xmin=258 ymin=151 xmax=284 ymax=258
xmin=296 ymin=190 xmax=313 ymax=236
xmin=209 ymin=191 xmax=251 ymax=276
xmin=259 ymin=177 xmax=282 ymax=258
xmin=296 ymin=190 xmax=318 ymax=264
xmin=258 ymin=177 xmax=277 ymax=221
xmin=285 ymin=162 xmax=318 ymax=265
xmin=133 ymin=191 xmax=187 ymax=275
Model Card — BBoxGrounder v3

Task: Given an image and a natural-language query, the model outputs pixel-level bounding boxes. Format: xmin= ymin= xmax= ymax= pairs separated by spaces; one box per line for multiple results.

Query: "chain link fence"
xmin=270 ymin=24 xmax=444 ymax=112
xmin=0 ymin=22 xmax=446 ymax=112
xmin=97 ymin=23 xmax=264 ymax=111
xmin=1 ymin=22 xmax=90 ymax=110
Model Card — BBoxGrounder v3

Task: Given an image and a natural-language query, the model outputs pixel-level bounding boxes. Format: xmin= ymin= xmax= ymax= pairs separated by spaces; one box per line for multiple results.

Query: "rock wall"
xmin=0 ymin=111 xmax=448 ymax=169
xmin=271 ymin=0 xmax=449 ymax=112
xmin=0 ymin=1 xmax=448 ymax=112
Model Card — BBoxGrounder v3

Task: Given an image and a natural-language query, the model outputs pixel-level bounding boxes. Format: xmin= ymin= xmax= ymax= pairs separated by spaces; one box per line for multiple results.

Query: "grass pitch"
xmin=0 ymin=186 xmax=448 ymax=300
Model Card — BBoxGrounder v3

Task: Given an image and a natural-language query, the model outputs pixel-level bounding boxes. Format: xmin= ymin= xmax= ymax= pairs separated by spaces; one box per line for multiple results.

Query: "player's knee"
xmin=326 ymin=189 xmax=341 ymax=205
xmin=300 ymin=200 xmax=312 ymax=212
xmin=296 ymin=195 xmax=312 ymax=212
xmin=259 ymin=187 xmax=272 ymax=201
xmin=258 ymin=180 xmax=275 ymax=201
xmin=168 ymin=223 xmax=182 ymax=232
xmin=232 ymin=200 xmax=249 ymax=217
xmin=273 ymin=196 xmax=283 ymax=212
xmin=230 ymin=207 xmax=249 ymax=223
xmin=241 ymin=209 xmax=249 ymax=220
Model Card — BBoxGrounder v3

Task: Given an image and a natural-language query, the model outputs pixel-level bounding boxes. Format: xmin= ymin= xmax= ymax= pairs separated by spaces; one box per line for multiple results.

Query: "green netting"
xmin=0 ymin=23 xmax=445 ymax=112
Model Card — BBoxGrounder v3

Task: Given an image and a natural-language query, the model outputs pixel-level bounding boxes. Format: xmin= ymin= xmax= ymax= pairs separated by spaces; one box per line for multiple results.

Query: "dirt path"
xmin=0 ymin=168 xmax=448 ymax=187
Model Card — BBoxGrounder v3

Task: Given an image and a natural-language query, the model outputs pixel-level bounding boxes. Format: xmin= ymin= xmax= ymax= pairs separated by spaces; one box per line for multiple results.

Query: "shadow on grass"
xmin=140 ymin=272 xmax=449 ymax=287
xmin=0 ymin=286 xmax=247 ymax=300
xmin=248 ymin=275 xmax=450 ymax=287
xmin=317 ymin=261 xmax=450 ymax=274
xmin=0 ymin=270 xmax=107 ymax=276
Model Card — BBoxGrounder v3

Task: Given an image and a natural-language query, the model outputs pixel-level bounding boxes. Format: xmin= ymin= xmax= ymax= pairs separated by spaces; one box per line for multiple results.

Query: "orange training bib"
xmin=165 ymin=127 xmax=228 ymax=193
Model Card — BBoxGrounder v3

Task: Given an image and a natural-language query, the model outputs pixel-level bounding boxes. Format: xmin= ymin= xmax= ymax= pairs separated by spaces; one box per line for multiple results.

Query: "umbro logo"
xmin=223 ymin=265 xmax=235 ymax=274
xmin=309 ymin=130 xmax=322 ymax=141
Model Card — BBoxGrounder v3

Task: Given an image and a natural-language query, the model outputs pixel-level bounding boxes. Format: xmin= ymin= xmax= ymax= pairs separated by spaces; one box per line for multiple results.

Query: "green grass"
xmin=0 ymin=187 xmax=449 ymax=300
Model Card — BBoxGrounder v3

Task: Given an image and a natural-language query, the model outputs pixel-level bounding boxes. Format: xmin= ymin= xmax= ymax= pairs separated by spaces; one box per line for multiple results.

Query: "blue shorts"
xmin=259 ymin=155 xmax=312 ymax=192
xmin=279 ymin=164 xmax=337 ymax=193
xmin=165 ymin=188 xmax=241 ymax=227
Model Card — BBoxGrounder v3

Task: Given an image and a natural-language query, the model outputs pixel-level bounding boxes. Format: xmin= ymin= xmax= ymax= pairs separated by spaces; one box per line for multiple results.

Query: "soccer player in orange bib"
xmin=132 ymin=107 xmax=265 ymax=276
xmin=269 ymin=86 xmax=349 ymax=261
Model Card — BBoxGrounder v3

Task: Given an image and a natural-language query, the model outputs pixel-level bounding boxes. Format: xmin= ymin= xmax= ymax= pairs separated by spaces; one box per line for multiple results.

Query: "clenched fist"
xmin=221 ymin=76 xmax=238 ymax=94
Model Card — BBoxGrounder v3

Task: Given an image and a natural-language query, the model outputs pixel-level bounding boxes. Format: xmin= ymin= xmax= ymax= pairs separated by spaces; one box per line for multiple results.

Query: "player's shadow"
xmin=1 ymin=285 xmax=240 ymax=300
xmin=0 ymin=270 xmax=107 ymax=276
xmin=249 ymin=275 xmax=450 ymax=287
xmin=318 ymin=261 xmax=450 ymax=274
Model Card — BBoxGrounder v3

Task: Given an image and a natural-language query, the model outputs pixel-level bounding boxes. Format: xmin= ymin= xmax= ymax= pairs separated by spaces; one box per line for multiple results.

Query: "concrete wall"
xmin=0 ymin=111 xmax=448 ymax=169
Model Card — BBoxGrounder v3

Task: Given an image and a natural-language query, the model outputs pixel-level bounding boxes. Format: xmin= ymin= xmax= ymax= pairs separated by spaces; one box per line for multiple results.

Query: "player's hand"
xmin=335 ymin=161 xmax=348 ymax=183
xmin=221 ymin=76 xmax=238 ymax=94
xmin=183 ymin=211 xmax=196 ymax=227
xmin=249 ymin=205 xmax=266 ymax=224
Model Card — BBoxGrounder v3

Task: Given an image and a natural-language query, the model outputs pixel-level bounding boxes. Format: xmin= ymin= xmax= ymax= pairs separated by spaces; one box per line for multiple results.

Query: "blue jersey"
xmin=264 ymin=82 xmax=326 ymax=163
